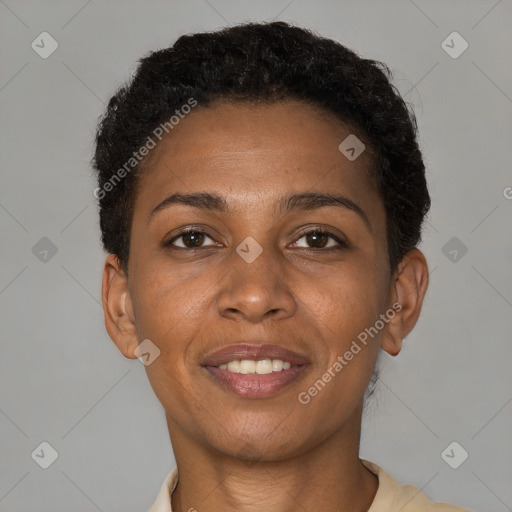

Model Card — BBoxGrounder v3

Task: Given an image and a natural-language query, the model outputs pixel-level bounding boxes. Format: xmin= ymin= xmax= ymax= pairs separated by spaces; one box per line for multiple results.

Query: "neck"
xmin=166 ymin=405 xmax=378 ymax=512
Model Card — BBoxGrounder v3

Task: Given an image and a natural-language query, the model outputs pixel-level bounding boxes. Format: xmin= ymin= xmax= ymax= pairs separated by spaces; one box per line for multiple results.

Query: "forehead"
xmin=134 ymin=100 xmax=380 ymax=219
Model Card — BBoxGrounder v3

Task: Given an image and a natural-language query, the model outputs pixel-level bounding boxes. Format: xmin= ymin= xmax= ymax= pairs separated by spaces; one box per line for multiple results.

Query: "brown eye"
xmin=306 ymin=231 xmax=329 ymax=248
xmin=294 ymin=229 xmax=344 ymax=250
xmin=168 ymin=230 xmax=216 ymax=249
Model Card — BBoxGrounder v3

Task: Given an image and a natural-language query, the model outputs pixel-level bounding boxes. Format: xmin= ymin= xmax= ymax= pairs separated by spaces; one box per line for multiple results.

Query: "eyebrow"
xmin=149 ymin=191 xmax=370 ymax=229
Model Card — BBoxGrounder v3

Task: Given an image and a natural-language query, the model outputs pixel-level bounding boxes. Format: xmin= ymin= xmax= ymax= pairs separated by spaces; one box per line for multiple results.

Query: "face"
xmin=106 ymin=100 xmax=406 ymax=461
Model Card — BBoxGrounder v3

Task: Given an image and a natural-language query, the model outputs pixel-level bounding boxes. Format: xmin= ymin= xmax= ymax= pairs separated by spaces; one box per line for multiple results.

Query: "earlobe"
xmin=381 ymin=249 xmax=429 ymax=357
xmin=101 ymin=254 xmax=139 ymax=359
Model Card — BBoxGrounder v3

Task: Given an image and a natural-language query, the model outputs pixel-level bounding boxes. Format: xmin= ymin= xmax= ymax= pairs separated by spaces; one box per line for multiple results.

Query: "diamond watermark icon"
xmin=32 ymin=237 xmax=58 ymax=263
xmin=338 ymin=134 xmax=365 ymax=161
xmin=441 ymin=441 xmax=468 ymax=469
xmin=441 ymin=32 xmax=468 ymax=59
xmin=236 ymin=237 xmax=263 ymax=263
xmin=134 ymin=338 xmax=161 ymax=366
xmin=31 ymin=32 xmax=59 ymax=59
xmin=442 ymin=236 xmax=468 ymax=263
xmin=31 ymin=441 xmax=59 ymax=469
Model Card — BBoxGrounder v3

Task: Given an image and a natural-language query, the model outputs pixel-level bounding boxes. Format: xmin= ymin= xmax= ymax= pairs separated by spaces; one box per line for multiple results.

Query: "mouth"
xmin=202 ymin=343 xmax=309 ymax=398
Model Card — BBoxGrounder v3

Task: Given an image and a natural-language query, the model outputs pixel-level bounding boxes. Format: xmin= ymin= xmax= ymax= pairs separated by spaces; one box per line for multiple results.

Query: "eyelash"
xmin=165 ymin=227 xmax=347 ymax=251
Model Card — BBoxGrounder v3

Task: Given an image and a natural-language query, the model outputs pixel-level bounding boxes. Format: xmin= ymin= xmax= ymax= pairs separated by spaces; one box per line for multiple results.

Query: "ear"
xmin=101 ymin=254 xmax=139 ymax=359
xmin=381 ymin=249 xmax=429 ymax=357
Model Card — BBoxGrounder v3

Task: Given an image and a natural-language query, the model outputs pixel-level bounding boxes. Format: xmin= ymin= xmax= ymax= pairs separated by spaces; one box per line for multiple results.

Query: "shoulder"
xmin=362 ymin=459 xmax=471 ymax=512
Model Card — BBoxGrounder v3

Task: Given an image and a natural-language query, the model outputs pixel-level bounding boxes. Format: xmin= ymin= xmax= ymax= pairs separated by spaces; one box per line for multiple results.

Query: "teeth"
xmin=227 ymin=360 xmax=240 ymax=373
xmin=272 ymin=359 xmax=283 ymax=371
xmin=256 ymin=359 xmax=273 ymax=374
xmin=219 ymin=359 xmax=293 ymax=374
xmin=239 ymin=360 xmax=256 ymax=374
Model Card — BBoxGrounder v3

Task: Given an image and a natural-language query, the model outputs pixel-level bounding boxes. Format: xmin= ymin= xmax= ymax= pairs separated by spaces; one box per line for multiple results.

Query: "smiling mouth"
xmin=204 ymin=359 xmax=308 ymax=398
xmin=217 ymin=358 xmax=292 ymax=374
xmin=201 ymin=343 xmax=310 ymax=398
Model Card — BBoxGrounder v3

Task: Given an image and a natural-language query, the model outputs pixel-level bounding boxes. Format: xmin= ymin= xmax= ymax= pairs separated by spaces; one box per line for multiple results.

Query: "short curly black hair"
xmin=92 ymin=21 xmax=430 ymax=273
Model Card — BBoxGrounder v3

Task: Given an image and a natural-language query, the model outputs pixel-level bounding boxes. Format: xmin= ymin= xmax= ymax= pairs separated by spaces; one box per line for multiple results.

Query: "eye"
xmin=167 ymin=229 xmax=217 ymax=249
xmin=293 ymin=229 xmax=346 ymax=250
xmin=165 ymin=227 xmax=346 ymax=251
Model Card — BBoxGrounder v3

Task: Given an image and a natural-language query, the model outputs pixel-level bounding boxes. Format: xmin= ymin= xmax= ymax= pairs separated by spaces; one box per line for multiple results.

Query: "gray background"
xmin=1 ymin=0 xmax=511 ymax=511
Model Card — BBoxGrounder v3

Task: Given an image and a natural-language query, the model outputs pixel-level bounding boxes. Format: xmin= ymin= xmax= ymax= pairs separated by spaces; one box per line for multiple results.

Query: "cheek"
xmin=307 ymin=259 xmax=384 ymax=336
xmin=297 ymin=261 xmax=384 ymax=395
xmin=130 ymin=256 xmax=206 ymax=334
xmin=129 ymin=266 xmax=208 ymax=422
xmin=129 ymin=258 xmax=223 ymax=385
xmin=295 ymin=284 xmax=381 ymax=432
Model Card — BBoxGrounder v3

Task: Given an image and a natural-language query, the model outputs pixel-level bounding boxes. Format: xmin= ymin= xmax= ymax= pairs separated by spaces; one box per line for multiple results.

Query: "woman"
xmin=93 ymin=21 xmax=469 ymax=512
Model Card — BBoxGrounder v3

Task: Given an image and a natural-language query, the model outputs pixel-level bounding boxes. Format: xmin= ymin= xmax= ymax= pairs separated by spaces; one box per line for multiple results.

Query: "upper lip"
xmin=202 ymin=343 xmax=309 ymax=367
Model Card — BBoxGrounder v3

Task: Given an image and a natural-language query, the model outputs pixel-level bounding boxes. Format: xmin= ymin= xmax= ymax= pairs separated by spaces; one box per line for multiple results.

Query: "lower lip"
xmin=205 ymin=365 xmax=308 ymax=398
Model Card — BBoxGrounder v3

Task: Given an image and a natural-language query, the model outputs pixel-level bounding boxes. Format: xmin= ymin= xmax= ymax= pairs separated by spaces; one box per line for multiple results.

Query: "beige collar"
xmin=148 ymin=459 xmax=468 ymax=512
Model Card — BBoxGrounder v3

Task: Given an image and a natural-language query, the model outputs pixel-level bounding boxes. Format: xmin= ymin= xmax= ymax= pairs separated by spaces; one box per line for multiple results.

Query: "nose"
xmin=216 ymin=244 xmax=297 ymax=324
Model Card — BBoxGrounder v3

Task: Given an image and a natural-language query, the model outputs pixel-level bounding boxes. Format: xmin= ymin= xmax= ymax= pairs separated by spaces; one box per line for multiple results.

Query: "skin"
xmin=102 ymin=100 xmax=429 ymax=512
